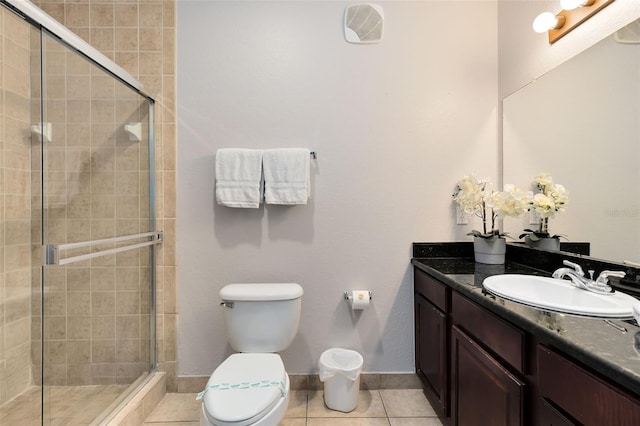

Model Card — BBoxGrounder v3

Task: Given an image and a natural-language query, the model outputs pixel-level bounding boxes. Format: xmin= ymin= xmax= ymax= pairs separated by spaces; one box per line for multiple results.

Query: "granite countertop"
xmin=412 ymin=256 xmax=640 ymax=397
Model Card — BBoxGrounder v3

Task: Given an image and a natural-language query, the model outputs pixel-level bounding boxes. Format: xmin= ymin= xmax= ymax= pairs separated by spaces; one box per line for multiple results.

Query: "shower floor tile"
xmin=0 ymin=387 xmax=41 ymax=426
xmin=0 ymin=384 xmax=128 ymax=426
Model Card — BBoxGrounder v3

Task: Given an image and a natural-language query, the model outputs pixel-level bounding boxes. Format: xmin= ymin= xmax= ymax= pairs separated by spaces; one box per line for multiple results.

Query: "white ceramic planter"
xmin=473 ymin=237 xmax=506 ymax=265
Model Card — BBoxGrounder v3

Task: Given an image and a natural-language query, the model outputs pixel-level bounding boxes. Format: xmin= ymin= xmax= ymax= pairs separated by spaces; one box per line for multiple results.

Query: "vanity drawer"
xmin=414 ymin=268 xmax=449 ymax=312
xmin=452 ymin=292 xmax=525 ymax=373
xmin=538 ymin=345 xmax=640 ymax=425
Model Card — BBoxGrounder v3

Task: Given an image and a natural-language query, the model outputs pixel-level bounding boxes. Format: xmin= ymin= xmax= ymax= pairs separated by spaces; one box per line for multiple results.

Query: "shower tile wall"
xmin=32 ymin=0 xmax=178 ymax=390
xmin=0 ymin=7 xmax=36 ymax=405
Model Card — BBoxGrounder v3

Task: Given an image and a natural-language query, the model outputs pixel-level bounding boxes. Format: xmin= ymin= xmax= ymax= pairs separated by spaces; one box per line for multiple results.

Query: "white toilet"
xmin=199 ymin=283 xmax=303 ymax=426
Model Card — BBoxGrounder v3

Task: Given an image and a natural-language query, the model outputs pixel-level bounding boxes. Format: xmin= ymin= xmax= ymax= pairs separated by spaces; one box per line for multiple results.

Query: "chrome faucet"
xmin=552 ymin=260 xmax=589 ymax=289
xmin=552 ymin=260 xmax=625 ymax=295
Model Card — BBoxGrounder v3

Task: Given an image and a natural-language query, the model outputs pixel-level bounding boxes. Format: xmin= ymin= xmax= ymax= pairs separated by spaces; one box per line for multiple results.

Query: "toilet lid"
xmin=202 ymin=353 xmax=287 ymax=426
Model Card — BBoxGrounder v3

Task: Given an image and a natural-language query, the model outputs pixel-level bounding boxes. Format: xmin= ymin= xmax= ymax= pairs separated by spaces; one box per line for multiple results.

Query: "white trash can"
xmin=318 ymin=348 xmax=364 ymax=412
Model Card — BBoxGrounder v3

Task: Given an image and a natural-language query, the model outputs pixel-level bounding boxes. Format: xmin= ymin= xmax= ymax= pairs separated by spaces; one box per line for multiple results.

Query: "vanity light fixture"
xmin=533 ymin=12 xmax=566 ymax=33
xmin=560 ymin=0 xmax=595 ymax=10
xmin=534 ymin=0 xmax=615 ymax=44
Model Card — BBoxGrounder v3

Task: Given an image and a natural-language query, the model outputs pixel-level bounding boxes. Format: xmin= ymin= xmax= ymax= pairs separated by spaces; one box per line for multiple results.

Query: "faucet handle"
xmin=596 ymin=270 xmax=626 ymax=285
xmin=563 ymin=260 xmax=584 ymax=276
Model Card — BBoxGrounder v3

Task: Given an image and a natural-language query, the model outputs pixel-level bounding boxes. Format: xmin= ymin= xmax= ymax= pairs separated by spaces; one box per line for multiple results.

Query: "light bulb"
xmin=560 ymin=0 xmax=594 ymax=10
xmin=533 ymin=12 xmax=563 ymax=33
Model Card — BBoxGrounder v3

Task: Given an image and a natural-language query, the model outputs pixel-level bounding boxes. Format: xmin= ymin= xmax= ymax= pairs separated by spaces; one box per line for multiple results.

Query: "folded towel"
xmin=263 ymin=148 xmax=310 ymax=205
xmin=215 ymin=148 xmax=263 ymax=208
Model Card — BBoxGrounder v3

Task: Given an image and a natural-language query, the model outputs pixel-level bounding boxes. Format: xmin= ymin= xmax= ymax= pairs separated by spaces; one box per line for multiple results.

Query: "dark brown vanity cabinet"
xmin=415 ymin=267 xmax=525 ymax=425
xmin=414 ymin=265 xmax=640 ymax=426
xmin=538 ymin=345 xmax=640 ymax=425
xmin=414 ymin=268 xmax=525 ymax=425
xmin=414 ymin=268 xmax=450 ymax=416
xmin=539 ymin=399 xmax=576 ymax=426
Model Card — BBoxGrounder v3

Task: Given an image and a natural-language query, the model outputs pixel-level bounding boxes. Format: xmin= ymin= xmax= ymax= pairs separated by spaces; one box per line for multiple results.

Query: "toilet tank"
xmin=220 ymin=283 xmax=303 ymax=353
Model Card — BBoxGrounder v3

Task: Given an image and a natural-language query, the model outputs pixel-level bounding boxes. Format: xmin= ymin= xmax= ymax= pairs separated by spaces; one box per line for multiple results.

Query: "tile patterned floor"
xmin=144 ymin=389 xmax=444 ymax=426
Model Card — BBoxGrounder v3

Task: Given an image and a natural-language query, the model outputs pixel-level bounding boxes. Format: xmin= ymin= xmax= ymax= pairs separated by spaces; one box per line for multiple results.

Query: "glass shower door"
xmin=0 ymin=6 xmax=42 ymax=425
xmin=38 ymin=30 xmax=157 ymax=425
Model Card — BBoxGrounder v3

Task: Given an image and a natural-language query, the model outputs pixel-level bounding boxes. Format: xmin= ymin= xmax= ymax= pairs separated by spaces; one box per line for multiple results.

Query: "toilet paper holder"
xmin=344 ymin=291 xmax=372 ymax=301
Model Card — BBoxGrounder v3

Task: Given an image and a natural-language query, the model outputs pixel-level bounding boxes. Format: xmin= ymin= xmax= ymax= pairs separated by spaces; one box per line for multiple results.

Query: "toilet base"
xmin=199 ymin=374 xmax=290 ymax=426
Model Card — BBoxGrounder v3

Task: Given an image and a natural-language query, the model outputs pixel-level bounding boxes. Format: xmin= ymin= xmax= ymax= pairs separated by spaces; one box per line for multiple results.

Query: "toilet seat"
xmin=202 ymin=353 xmax=287 ymax=426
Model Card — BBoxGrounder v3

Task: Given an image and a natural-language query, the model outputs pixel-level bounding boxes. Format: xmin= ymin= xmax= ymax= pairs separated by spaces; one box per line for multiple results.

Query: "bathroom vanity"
xmin=412 ymin=243 xmax=640 ymax=426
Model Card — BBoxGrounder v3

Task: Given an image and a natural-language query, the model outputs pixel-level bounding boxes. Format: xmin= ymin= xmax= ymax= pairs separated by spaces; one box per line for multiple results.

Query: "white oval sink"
xmin=483 ymin=274 xmax=639 ymax=318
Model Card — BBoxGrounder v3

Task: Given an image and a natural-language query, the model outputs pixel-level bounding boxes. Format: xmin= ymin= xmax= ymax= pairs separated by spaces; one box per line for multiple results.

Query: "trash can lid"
xmin=318 ymin=348 xmax=363 ymax=382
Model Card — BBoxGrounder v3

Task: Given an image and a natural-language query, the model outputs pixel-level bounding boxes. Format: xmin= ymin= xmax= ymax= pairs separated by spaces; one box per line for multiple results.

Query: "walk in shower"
xmin=1 ymin=0 xmax=159 ymax=424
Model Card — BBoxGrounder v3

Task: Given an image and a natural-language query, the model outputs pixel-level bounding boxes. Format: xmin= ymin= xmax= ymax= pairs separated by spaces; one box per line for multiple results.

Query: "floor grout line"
xmin=378 ymin=389 xmax=390 ymax=420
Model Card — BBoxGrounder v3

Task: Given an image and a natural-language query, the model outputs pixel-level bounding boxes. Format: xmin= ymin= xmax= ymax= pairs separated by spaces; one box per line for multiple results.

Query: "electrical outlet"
xmin=529 ymin=209 xmax=541 ymax=225
xmin=456 ymin=206 xmax=468 ymax=225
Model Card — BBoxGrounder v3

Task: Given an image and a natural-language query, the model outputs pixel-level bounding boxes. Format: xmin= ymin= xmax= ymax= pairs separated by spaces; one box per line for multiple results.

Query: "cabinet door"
xmin=415 ymin=294 xmax=448 ymax=414
xmin=451 ymin=325 xmax=524 ymax=426
xmin=539 ymin=399 xmax=578 ymax=426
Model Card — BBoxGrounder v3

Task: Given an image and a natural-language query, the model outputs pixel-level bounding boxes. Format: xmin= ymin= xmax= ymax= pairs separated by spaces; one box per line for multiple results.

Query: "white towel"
xmin=215 ymin=148 xmax=263 ymax=208
xmin=263 ymin=148 xmax=310 ymax=205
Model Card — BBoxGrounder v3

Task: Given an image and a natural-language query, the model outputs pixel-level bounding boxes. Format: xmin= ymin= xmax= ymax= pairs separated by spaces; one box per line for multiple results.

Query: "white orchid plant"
xmin=453 ymin=174 xmax=530 ymax=240
xmin=519 ymin=173 xmax=569 ymax=241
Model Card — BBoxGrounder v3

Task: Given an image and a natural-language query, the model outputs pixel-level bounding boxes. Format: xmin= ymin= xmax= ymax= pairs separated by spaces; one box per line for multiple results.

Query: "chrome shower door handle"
xmin=43 ymin=231 xmax=163 ymax=266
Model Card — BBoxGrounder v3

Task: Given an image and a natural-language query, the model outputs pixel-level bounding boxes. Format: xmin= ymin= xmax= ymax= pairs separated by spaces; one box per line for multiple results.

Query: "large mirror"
xmin=503 ymin=20 xmax=640 ymax=264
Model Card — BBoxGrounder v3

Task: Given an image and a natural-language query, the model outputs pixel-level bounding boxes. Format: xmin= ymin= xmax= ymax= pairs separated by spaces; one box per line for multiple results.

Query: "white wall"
xmin=176 ymin=1 xmax=498 ymax=376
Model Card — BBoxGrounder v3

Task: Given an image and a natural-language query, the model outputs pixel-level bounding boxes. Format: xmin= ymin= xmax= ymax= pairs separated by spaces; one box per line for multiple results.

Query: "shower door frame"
xmin=35 ymin=26 xmax=159 ymax=425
